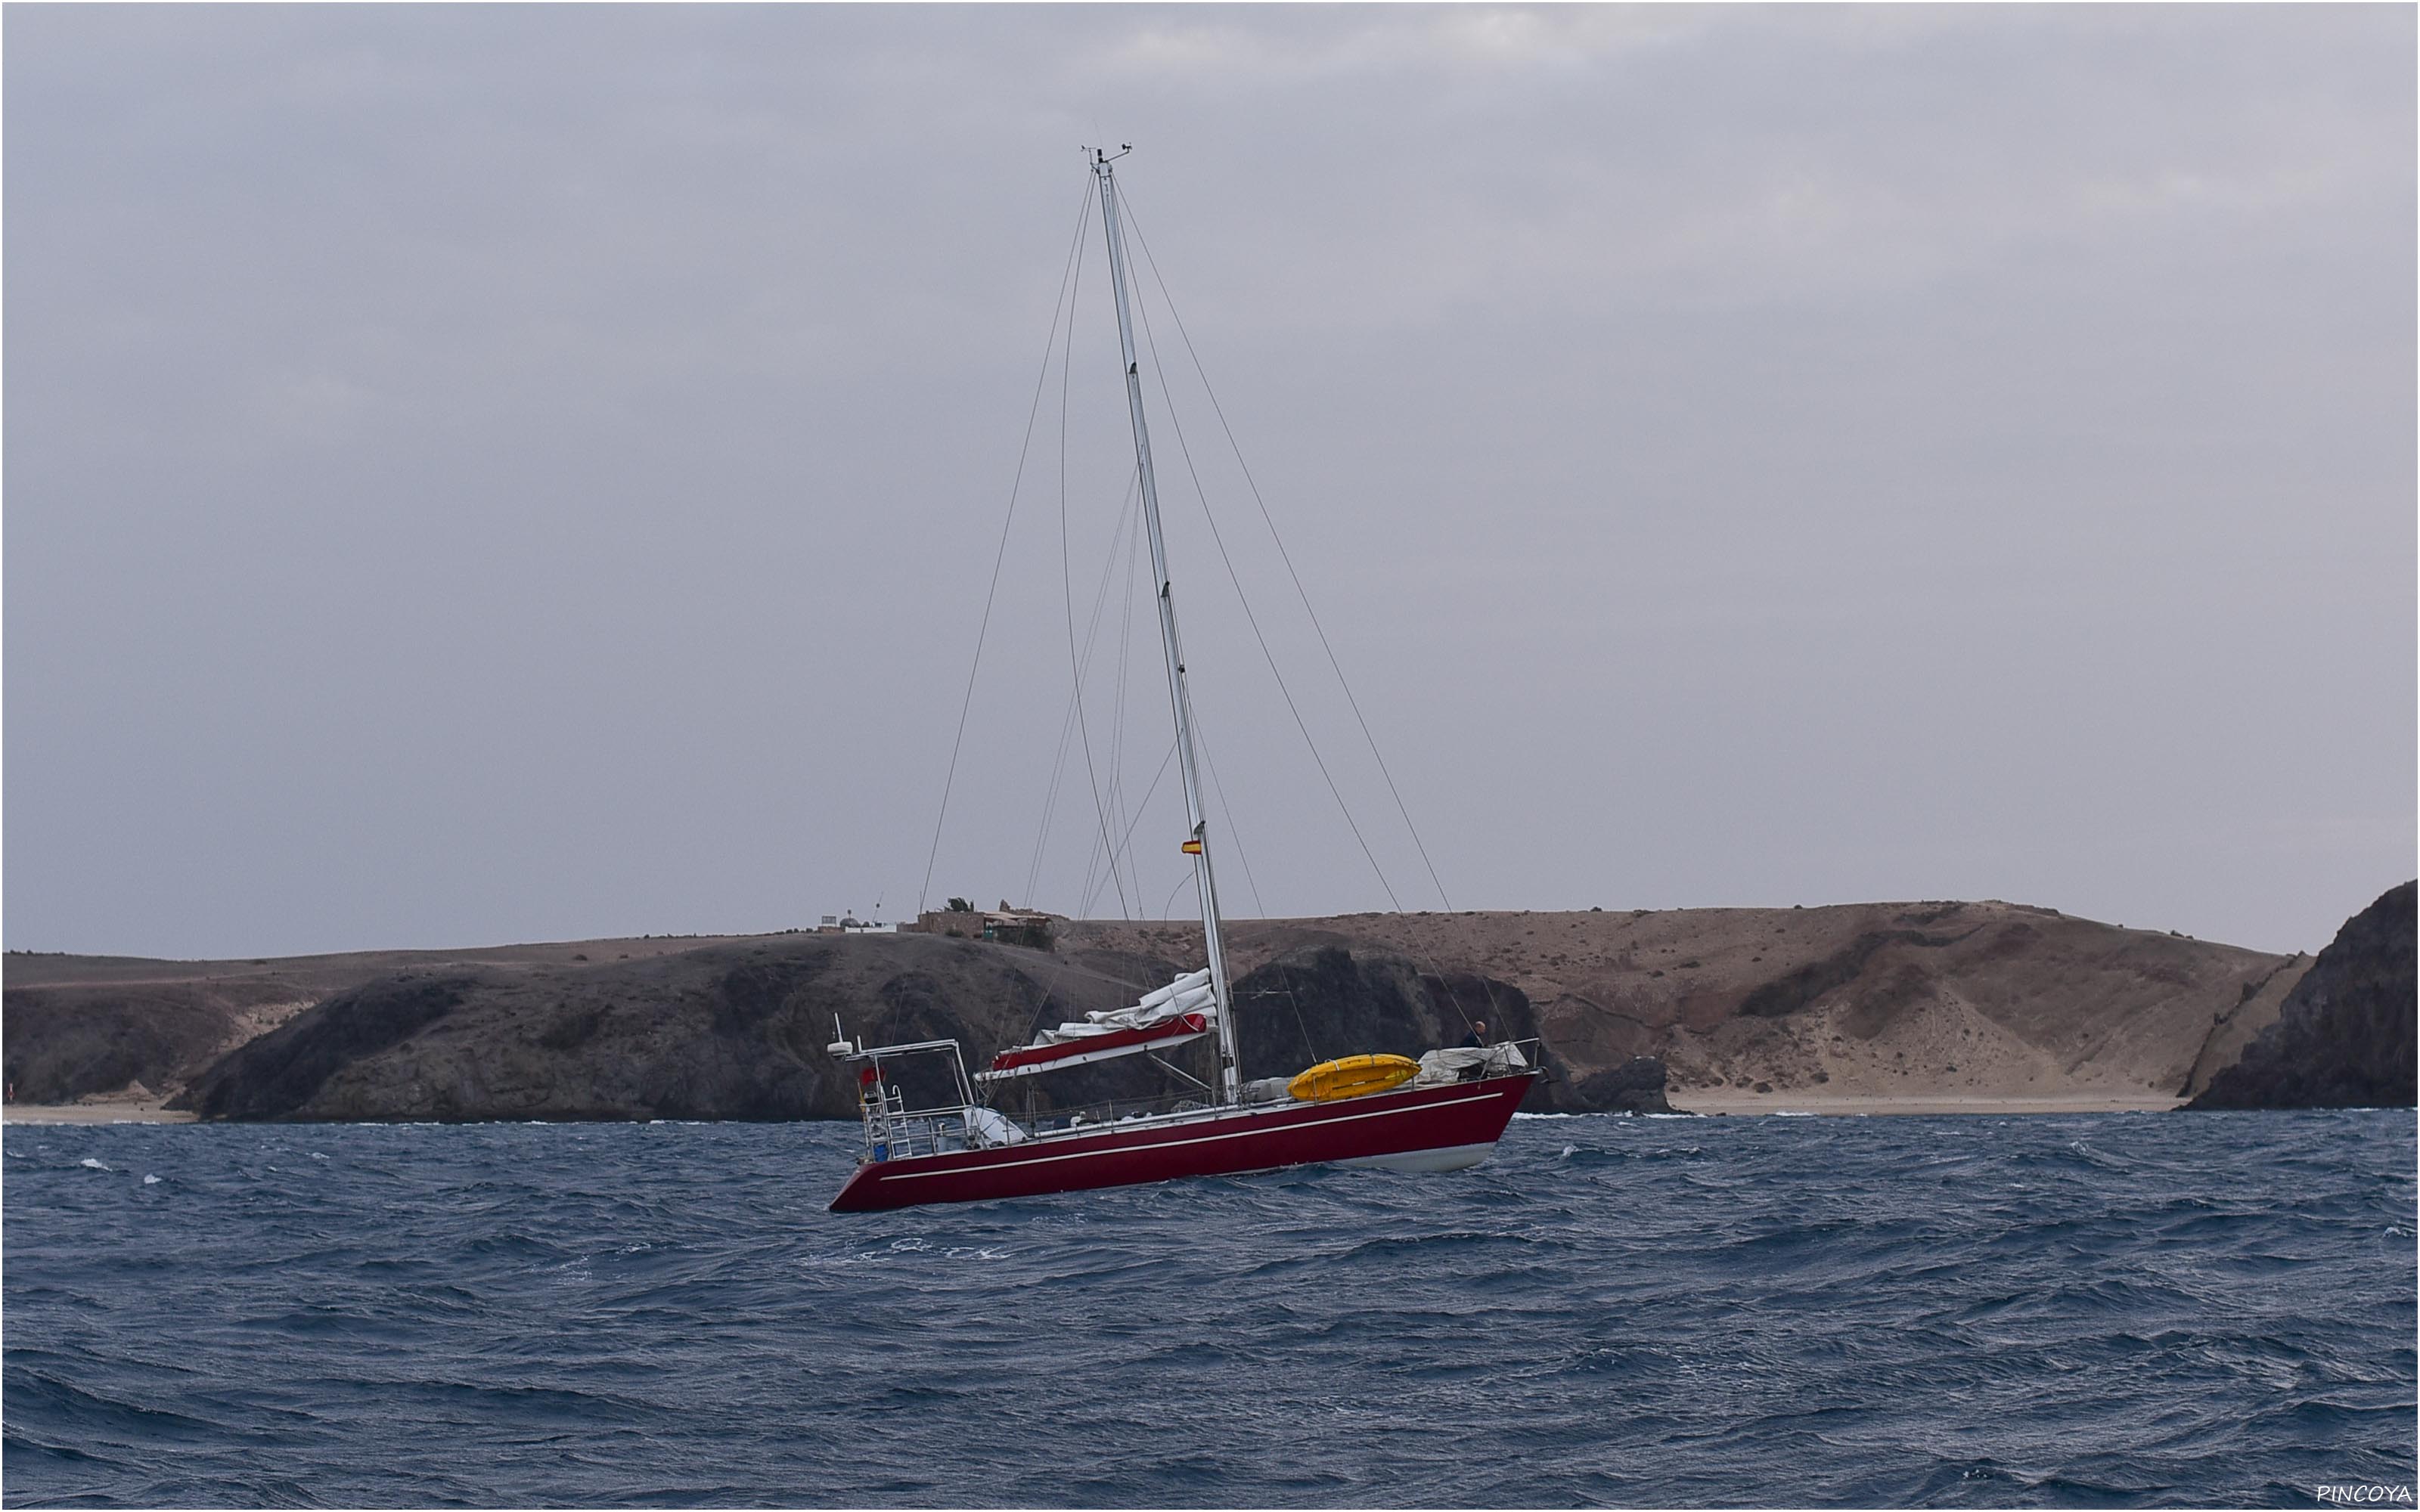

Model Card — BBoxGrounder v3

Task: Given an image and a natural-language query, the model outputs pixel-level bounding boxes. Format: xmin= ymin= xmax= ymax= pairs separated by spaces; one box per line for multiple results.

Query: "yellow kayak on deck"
xmin=1288 ymin=1054 xmax=1420 ymax=1104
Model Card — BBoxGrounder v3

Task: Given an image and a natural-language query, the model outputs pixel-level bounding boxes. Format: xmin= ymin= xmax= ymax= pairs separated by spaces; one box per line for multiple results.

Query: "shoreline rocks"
xmin=1574 ymin=1057 xmax=1679 ymax=1115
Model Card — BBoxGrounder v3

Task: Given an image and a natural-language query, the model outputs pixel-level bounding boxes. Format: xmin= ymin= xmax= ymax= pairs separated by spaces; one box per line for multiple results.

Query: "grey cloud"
xmin=6 ymin=5 xmax=2410 ymax=958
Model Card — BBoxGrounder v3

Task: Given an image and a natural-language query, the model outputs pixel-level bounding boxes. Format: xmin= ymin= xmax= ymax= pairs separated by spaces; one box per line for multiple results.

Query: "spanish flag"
xmin=1181 ymin=839 xmax=1203 ymax=854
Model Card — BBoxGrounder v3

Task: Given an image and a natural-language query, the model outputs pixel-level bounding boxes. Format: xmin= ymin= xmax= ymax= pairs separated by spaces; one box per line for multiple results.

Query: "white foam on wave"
xmin=143 ymin=1174 xmax=161 ymax=1185
xmin=79 ymin=1157 xmax=110 ymax=1172
xmin=798 ymin=1238 xmax=1016 ymax=1270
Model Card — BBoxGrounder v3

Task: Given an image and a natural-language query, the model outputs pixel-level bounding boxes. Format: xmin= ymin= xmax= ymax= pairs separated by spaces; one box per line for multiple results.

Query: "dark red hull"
xmin=829 ymin=1072 xmax=1536 ymax=1212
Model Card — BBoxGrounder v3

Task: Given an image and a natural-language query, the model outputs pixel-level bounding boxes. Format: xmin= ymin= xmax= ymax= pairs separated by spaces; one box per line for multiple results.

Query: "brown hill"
xmin=1066 ymin=899 xmax=2307 ymax=1106
xmin=6 ymin=900 xmax=2308 ymax=1121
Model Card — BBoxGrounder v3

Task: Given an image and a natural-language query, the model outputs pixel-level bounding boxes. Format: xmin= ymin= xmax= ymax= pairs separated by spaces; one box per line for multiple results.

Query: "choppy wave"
xmin=5 ymin=1111 xmax=2412 ymax=1507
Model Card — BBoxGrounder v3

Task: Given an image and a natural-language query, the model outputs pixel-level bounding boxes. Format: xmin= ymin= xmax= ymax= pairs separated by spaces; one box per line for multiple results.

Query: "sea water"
xmin=4 ymin=1111 xmax=2412 ymax=1507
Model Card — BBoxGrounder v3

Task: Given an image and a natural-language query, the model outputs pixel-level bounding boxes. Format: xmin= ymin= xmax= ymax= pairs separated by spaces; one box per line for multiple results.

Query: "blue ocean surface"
xmin=4 ymin=1111 xmax=2412 ymax=1508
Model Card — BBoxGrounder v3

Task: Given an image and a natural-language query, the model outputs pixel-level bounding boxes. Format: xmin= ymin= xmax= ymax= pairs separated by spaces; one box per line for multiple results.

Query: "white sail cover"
xmin=963 ymin=1105 xmax=1028 ymax=1147
xmin=1411 ymin=1043 xmax=1529 ymax=1086
xmin=977 ymin=969 xmax=1218 ymax=1081
xmin=1075 ymin=968 xmax=1215 ymax=1035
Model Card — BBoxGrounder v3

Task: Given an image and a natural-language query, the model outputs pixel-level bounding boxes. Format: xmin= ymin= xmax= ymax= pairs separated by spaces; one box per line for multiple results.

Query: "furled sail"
xmin=977 ymin=969 xmax=1217 ymax=1081
xmin=1410 ymin=1042 xmax=1530 ymax=1086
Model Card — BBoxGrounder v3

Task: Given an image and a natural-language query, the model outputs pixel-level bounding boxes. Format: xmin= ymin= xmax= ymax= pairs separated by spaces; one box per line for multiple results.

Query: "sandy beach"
xmin=1671 ymin=1091 xmax=2186 ymax=1117
xmin=4 ymin=1100 xmax=197 ymax=1125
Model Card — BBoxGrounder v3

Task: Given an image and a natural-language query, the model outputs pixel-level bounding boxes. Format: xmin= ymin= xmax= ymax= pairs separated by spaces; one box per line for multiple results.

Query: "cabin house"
xmin=907 ymin=906 xmax=1060 ymax=950
xmin=818 ymin=914 xmax=899 ymax=934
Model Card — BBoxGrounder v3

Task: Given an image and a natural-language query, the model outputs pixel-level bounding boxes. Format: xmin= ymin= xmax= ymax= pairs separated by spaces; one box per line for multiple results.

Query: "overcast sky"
xmin=7 ymin=5 xmax=2412 ymax=961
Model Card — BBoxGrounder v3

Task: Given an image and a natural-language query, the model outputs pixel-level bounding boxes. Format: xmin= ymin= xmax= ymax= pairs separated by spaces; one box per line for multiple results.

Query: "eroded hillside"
xmin=5 ymin=900 xmax=2314 ymax=1121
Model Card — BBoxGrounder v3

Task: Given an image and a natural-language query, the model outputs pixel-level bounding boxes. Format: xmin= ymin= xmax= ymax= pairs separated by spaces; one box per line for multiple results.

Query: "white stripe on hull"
xmin=882 ymin=1088 xmax=1506 ymax=1182
xmin=1336 ymin=1141 xmax=1494 ymax=1174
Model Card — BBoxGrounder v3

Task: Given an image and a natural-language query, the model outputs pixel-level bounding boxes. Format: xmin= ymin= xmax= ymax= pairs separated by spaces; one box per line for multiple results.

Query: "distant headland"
xmin=4 ymin=888 xmax=2410 ymax=1124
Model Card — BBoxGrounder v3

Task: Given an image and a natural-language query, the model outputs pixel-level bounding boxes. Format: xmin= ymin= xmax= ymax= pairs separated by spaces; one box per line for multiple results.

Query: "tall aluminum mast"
xmin=1091 ymin=147 xmax=1240 ymax=1106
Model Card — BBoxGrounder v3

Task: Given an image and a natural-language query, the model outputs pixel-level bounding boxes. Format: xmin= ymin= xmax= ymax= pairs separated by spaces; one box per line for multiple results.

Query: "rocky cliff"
xmin=2 ymin=934 xmax=750 ymax=1107
xmin=171 ymin=933 xmax=1593 ymax=1123
xmin=2186 ymin=881 xmax=2416 ymax=1111
xmin=178 ymin=934 xmax=1134 ymax=1122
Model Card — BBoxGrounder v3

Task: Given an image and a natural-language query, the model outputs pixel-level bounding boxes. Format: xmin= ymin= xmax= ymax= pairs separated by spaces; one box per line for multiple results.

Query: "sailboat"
xmin=826 ymin=150 xmax=1537 ymax=1213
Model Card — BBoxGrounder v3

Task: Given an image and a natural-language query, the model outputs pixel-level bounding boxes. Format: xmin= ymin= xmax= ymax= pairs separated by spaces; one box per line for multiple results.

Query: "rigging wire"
xmin=918 ymin=181 xmax=1097 ymax=916
xmin=1056 ymin=212 xmax=1134 ymax=920
xmin=1160 ymin=869 xmax=1195 ymax=922
xmin=1025 ymin=688 xmax=1081 ymax=907
xmin=1035 ymin=471 xmax=1143 ymax=910
xmin=1100 ymin=470 xmax=1145 ymax=912
xmin=1079 ymin=484 xmax=1152 ymax=914
xmin=1118 ymin=190 xmax=1456 ymax=912
xmin=1115 ymin=181 xmax=1403 ymax=912
xmin=1190 ymin=723 xmax=1267 ymax=919
xmin=921 ymin=169 xmax=1497 ymax=1052
xmin=1035 ymin=498 xmax=1118 ymax=909
xmin=1071 ymin=491 xmax=1146 ymax=916
xmin=1116 ymin=184 xmax=1500 ymax=1036
xmin=1026 ymin=494 xmax=1130 ymax=906
xmin=1081 ymin=738 xmax=1180 ymax=919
